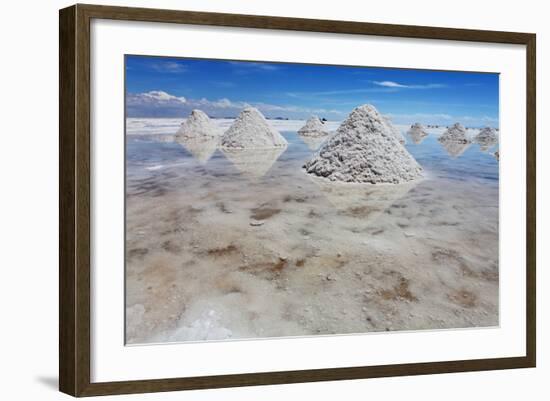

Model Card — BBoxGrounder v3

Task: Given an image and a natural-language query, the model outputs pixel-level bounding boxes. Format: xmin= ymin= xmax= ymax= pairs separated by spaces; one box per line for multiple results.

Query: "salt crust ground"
xmin=125 ymin=127 xmax=499 ymax=344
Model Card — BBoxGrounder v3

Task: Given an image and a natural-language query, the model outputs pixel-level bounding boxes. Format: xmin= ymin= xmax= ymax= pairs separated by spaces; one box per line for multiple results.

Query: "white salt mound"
xmin=303 ymin=104 xmax=422 ymax=184
xmin=407 ymin=123 xmax=428 ymax=144
xmin=438 ymin=123 xmax=470 ymax=143
xmin=474 ymin=127 xmax=498 ymax=144
xmin=298 ymin=116 xmax=329 ymax=137
xmin=383 ymin=116 xmax=406 ymax=144
xmin=175 ymin=109 xmax=220 ymax=140
xmin=221 ymin=107 xmax=288 ymax=149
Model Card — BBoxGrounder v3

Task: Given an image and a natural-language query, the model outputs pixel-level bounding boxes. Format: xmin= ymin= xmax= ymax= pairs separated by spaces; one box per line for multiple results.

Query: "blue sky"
xmin=126 ymin=55 xmax=499 ymax=126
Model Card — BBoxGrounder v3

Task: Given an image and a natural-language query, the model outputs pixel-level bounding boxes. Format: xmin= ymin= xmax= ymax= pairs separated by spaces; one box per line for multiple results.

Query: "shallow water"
xmin=125 ymin=127 xmax=499 ymax=344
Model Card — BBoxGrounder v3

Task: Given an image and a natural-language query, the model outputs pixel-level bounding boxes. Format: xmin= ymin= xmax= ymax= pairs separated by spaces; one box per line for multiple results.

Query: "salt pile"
xmin=298 ymin=116 xmax=329 ymax=137
xmin=383 ymin=116 xmax=406 ymax=144
xmin=221 ymin=107 xmax=288 ymax=149
xmin=303 ymin=104 xmax=422 ymax=184
xmin=474 ymin=127 xmax=498 ymax=151
xmin=437 ymin=123 xmax=471 ymax=157
xmin=407 ymin=123 xmax=428 ymax=144
xmin=438 ymin=123 xmax=470 ymax=143
xmin=175 ymin=109 xmax=220 ymax=140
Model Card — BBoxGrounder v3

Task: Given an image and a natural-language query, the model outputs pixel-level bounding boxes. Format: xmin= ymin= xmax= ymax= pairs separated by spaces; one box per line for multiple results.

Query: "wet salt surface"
xmin=125 ymin=127 xmax=499 ymax=344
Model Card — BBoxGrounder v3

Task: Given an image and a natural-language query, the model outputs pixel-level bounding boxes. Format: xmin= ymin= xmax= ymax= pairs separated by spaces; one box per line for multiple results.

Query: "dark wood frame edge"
xmin=59 ymin=3 xmax=536 ymax=397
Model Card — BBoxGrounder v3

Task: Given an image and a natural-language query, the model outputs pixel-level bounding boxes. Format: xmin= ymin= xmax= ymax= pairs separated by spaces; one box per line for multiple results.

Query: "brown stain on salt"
xmin=448 ymin=289 xmax=477 ymax=308
xmin=238 ymin=257 xmax=288 ymax=273
xmin=340 ymin=205 xmax=376 ymax=218
xmin=379 ymin=277 xmax=417 ymax=302
xmin=272 ymin=258 xmax=288 ymax=272
xmin=214 ymin=275 xmax=243 ymax=294
xmin=206 ymin=244 xmax=239 ymax=256
xmin=250 ymin=207 xmax=281 ymax=220
xmin=128 ymin=248 xmax=149 ymax=259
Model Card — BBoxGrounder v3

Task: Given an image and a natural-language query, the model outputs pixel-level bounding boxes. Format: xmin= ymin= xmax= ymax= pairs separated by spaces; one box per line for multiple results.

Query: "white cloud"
xmin=150 ymin=61 xmax=187 ymax=73
xmin=129 ymin=90 xmax=187 ymax=104
xmin=372 ymin=81 xmax=446 ymax=89
xmin=373 ymin=81 xmax=408 ymax=88
xmin=386 ymin=112 xmax=498 ymax=126
xmin=126 ymin=90 xmax=343 ymax=119
xmin=127 ymin=90 xmax=495 ymax=125
xmin=227 ymin=61 xmax=281 ymax=73
xmin=387 ymin=112 xmax=453 ymax=121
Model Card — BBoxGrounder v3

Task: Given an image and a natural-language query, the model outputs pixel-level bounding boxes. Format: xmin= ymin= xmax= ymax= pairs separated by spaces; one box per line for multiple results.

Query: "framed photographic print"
xmin=59 ymin=4 xmax=536 ymax=397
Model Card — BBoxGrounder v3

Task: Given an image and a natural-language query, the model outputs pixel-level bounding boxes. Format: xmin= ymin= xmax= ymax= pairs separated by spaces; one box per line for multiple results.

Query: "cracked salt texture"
xmin=175 ymin=109 xmax=221 ymax=140
xmin=298 ymin=116 xmax=329 ymax=137
xmin=221 ymin=107 xmax=288 ymax=149
xmin=303 ymin=104 xmax=422 ymax=184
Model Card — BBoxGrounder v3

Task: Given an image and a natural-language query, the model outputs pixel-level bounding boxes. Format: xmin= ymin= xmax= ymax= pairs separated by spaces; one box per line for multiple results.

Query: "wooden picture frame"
xmin=59 ymin=3 xmax=536 ymax=397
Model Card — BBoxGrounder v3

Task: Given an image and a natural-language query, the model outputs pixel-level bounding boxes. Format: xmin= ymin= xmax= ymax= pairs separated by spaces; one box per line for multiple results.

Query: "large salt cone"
xmin=221 ymin=107 xmax=288 ymax=149
xmin=303 ymin=104 xmax=422 ymax=184
xmin=175 ymin=109 xmax=221 ymax=140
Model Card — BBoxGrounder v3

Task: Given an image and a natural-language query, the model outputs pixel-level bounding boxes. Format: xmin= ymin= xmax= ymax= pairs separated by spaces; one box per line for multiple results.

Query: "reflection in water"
xmin=408 ymin=131 xmax=428 ymax=145
xmin=308 ymin=175 xmax=417 ymax=224
xmin=407 ymin=124 xmax=428 ymax=145
xmin=127 ymin=131 xmax=499 ymax=187
xmin=475 ymin=137 xmax=498 ymax=152
xmin=298 ymin=134 xmax=328 ymax=151
xmin=176 ymin=136 xmax=220 ymax=164
xmin=220 ymin=146 xmax=287 ymax=179
xmin=438 ymin=140 xmax=471 ymax=158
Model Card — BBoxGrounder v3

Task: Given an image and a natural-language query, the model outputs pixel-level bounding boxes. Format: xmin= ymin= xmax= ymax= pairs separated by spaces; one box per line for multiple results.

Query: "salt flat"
xmin=125 ymin=119 xmax=499 ymax=344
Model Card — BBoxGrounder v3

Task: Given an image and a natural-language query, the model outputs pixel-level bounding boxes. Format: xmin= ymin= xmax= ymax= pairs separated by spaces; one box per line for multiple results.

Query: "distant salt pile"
xmin=175 ymin=110 xmax=220 ymax=140
xmin=298 ymin=116 xmax=329 ymax=137
xmin=437 ymin=123 xmax=471 ymax=157
xmin=303 ymin=104 xmax=422 ymax=184
xmin=221 ymin=107 xmax=288 ymax=149
xmin=383 ymin=116 xmax=406 ymax=144
xmin=438 ymin=123 xmax=470 ymax=143
xmin=474 ymin=127 xmax=498 ymax=151
xmin=407 ymin=123 xmax=428 ymax=144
